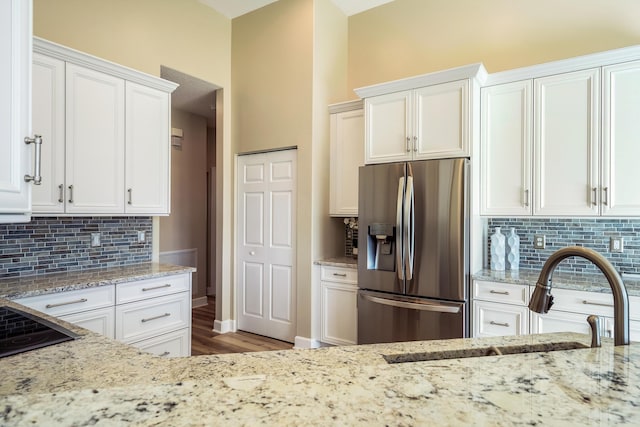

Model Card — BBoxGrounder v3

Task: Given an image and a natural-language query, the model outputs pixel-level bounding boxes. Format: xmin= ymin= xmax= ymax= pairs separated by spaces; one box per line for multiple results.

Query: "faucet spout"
xmin=528 ymin=246 xmax=630 ymax=346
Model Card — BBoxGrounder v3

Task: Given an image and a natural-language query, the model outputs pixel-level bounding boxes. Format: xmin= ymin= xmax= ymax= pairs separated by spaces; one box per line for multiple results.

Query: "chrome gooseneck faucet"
xmin=528 ymin=246 xmax=630 ymax=346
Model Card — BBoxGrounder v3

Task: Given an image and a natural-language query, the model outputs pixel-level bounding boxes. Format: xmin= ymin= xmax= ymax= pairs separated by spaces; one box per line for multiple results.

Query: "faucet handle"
xmin=587 ymin=315 xmax=602 ymax=348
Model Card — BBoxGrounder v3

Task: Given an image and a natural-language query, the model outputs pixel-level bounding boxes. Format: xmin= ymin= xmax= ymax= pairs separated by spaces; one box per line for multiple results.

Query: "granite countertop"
xmin=1 ymin=296 xmax=639 ymax=426
xmin=474 ymin=268 xmax=640 ymax=296
xmin=314 ymin=257 xmax=358 ymax=269
xmin=0 ymin=262 xmax=196 ymax=299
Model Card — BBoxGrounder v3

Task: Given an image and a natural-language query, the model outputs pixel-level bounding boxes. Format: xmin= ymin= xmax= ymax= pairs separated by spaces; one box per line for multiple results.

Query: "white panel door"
xmin=125 ymin=81 xmax=170 ymax=214
xmin=602 ymin=60 xmax=640 ymax=216
xmin=533 ymin=68 xmax=600 ymax=216
xmin=364 ymin=91 xmax=411 ymax=164
xmin=480 ymin=81 xmax=533 ymax=215
xmin=32 ymin=53 xmax=66 ymax=213
xmin=65 ymin=63 xmax=125 ymax=214
xmin=414 ymin=79 xmax=469 ymax=159
xmin=237 ymin=149 xmax=296 ymax=342
xmin=0 ymin=0 xmax=32 ymax=220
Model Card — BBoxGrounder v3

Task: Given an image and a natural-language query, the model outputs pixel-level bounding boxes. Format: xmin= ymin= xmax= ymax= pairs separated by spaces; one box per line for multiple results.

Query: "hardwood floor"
xmin=191 ymin=296 xmax=293 ymax=355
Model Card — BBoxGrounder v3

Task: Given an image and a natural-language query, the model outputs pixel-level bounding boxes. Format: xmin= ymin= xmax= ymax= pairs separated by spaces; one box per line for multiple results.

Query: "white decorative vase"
xmin=506 ymin=228 xmax=520 ymax=271
xmin=490 ymin=227 xmax=506 ymax=271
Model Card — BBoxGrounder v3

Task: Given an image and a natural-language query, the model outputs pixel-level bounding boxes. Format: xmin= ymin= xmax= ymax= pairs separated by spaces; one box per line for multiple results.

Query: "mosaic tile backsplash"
xmin=0 ymin=217 xmax=152 ymax=279
xmin=487 ymin=218 xmax=640 ymax=275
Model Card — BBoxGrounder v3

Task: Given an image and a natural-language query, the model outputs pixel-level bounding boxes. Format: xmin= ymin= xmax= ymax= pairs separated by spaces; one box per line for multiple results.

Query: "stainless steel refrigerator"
xmin=357 ymin=158 xmax=469 ymax=344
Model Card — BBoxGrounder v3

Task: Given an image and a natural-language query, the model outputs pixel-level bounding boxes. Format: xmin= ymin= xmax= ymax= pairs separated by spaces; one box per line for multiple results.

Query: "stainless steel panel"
xmin=358 ymin=162 xmax=406 ymax=294
xmin=357 ymin=290 xmax=467 ymax=344
xmin=405 ymin=158 xmax=469 ymax=301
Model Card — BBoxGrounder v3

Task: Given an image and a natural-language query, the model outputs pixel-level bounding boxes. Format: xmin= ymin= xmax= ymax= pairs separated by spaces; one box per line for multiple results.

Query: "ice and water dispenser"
xmin=366 ymin=223 xmax=395 ymax=272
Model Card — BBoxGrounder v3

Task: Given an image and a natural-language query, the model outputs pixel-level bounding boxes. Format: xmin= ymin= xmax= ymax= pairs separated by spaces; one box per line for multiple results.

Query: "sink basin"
xmin=383 ymin=341 xmax=589 ymax=364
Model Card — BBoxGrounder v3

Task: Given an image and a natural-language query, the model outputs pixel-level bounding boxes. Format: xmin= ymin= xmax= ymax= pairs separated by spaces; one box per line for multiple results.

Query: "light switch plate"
xmin=91 ymin=232 xmax=101 ymax=247
xmin=137 ymin=231 xmax=146 ymax=243
xmin=533 ymin=234 xmax=546 ymax=249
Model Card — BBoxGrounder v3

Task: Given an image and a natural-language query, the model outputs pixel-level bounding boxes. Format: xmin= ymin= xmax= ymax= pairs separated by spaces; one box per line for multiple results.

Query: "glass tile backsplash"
xmin=487 ymin=218 xmax=640 ymax=275
xmin=0 ymin=217 xmax=152 ymax=279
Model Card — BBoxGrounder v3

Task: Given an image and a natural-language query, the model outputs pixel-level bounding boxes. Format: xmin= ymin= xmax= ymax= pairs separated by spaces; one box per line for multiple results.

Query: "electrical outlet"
xmin=533 ymin=234 xmax=546 ymax=249
xmin=91 ymin=232 xmax=101 ymax=247
xmin=610 ymin=237 xmax=624 ymax=253
xmin=137 ymin=231 xmax=146 ymax=243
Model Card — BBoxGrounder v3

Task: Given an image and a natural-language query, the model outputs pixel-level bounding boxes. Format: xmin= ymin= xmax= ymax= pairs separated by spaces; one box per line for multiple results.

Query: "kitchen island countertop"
xmin=1 ymin=296 xmax=639 ymax=426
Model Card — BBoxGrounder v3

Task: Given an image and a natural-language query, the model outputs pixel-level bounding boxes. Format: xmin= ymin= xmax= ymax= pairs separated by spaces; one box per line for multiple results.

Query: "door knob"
xmin=250 ymin=251 xmax=256 ymax=256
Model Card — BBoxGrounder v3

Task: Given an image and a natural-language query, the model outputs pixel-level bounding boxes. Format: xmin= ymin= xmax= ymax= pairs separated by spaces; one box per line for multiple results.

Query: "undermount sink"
xmin=383 ymin=341 xmax=589 ymax=364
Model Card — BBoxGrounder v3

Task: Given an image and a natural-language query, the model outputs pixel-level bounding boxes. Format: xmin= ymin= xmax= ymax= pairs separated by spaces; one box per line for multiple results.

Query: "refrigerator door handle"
xmin=404 ymin=176 xmax=415 ymax=280
xmin=362 ymin=293 xmax=461 ymax=314
xmin=396 ymin=177 xmax=405 ymax=280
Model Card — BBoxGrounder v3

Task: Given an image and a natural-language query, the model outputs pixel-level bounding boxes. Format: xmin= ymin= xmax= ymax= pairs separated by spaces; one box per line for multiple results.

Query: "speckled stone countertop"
xmin=474 ymin=268 xmax=640 ymax=296
xmin=314 ymin=257 xmax=357 ymax=269
xmin=1 ymin=295 xmax=639 ymax=426
xmin=0 ymin=262 xmax=196 ymax=299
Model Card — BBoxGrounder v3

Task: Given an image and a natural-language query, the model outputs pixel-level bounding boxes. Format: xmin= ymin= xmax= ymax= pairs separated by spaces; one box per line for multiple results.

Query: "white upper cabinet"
xmin=480 ymin=80 xmax=532 ymax=216
xmin=329 ymin=101 xmax=364 ymax=217
xmin=355 ymin=64 xmax=485 ymax=165
xmin=31 ymin=37 xmax=177 ymax=216
xmin=32 ymin=53 xmax=65 ymax=213
xmin=601 ymin=60 xmax=640 ymax=216
xmin=0 ymin=0 xmax=33 ymax=223
xmin=533 ymin=68 xmax=600 ymax=216
xmin=66 ymin=63 xmax=126 ymax=214
xmin=125 ymin=82 xmax=170 ymax=214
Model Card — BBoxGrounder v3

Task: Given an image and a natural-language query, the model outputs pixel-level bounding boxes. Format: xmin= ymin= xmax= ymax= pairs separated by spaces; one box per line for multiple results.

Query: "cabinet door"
xmin=32 ymin=53 xmax=66 ymax=214
xmin=0 ymin=0 xmax=32 ymax=221
xmin=131 ymin=328 xmax=191 ymax=357
xmin=533 ymin=69 xmax=600 ymax=216
xmin=321 ymin=281 xmax=357 ymax=345
xmin=472 ymin=300 xmax=529 ymax=338
xmin=125 ymin=81 xmax=170 ymax=214
xmin=65 ymin=63 xmax=125 ymax=214
xmin=414 ymin=80 xmax=469 ymax=159
xmin=330 ymin=109 xmax=364 ymax=216
xmin=60 ymin=307 xmax=115 ymax=338
xmin=602 ymin=60 xmax=640 ymax=216
xmin=364 ymin=91 xmax=412 ymax=164
xmin=530 ymin=310 xmax=595 ymax=336
xmin=480 ymin=81 xmax=533 ymax=215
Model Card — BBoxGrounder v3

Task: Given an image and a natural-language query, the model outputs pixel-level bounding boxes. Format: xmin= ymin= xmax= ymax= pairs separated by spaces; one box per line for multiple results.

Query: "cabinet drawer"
xmin=60 ymin=306 xmax=115 ymax=338
xmin=14 ymin=285 xmax=115 ymax=317
xmin=549 ymin=288 xmax=615 ymax=317
xmin=115 ymin=293 xmax=190 ymax=343
xmin=320 ymin=266 xmax=357 ymax=285
xmin=131 ymin=328 xmax=190 ymax=358
xmin=116 ymin=273 xmax=190 ymax=304
xmin=473 ymin=300 xmax=529 ymax=337
xmin=473 ymin=280 xmax=528 ymax=306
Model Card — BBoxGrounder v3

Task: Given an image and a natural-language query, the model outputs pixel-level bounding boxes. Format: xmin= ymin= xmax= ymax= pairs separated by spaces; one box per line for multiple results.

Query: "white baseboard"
xmin=293 ymin=336 xmax=323 ymax=349
xmin=214 ymin=319 xmax=236 ymax=334
xmin=192 ymin=296 xmax=208 ymax=308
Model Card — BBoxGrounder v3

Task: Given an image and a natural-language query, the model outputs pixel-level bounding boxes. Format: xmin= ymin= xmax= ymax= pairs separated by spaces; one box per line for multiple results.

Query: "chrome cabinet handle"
xmin=582 ymin=300 xmax=614 ymax=308
xmin=489 ymin=290 xmax=510 ymax=295
xmin=68 ymin=185 xmax=74 ymax=203
xmin=159 ymin=351 xmax=170 ymax=357
xmin=603 ymin=187 xmax=609 ymax=206
xmin=58 ymin=184 xmax=64 ymax=203
xmin=142 ymin=284 xmax=171 ymax=292
xmin=128 ymin=188 xmax=132 ymax=205
xmin=332 ymin=273 xmax=347 ymax=277
xmin=141 ymin=313 xmax=171 ymax=323
xmin=46 ymin=298 xmax=88 ymax=309
xmin=406 ymin=137 xmax=411 ymax=152
xmin=24 ymin=135 xmax=43 ymax=185
xmin=592 ymin=187 xmax=597 ymax=206
xmin=490 ymin=321 xmax=510 ymax=327
xmin=523 ymin=189 xmax=529 ymax=207
xmin=413 ymin=135 xmax=417 ymax=152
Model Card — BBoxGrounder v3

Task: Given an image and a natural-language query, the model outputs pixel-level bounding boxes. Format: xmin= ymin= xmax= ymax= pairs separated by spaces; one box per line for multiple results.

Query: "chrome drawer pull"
xmin=46 ymin=298 xmax=88 ymax=309
xmin=582 ymin=300 xmax=614 ymax=308
xmin=142 ymin=284 xmax=172 ymax=292
xmin=58 ymin=184 xmax=64 ymax=203
xmin=490 ymin=321 xmax=510 ymax=328
xmin=160 ymin=351 xmax=170 ymax=357
xmin=489 ymin=290 xmax=510 ymax=295
xmin=332 ymin=273 xmax=347 ymax=277
xmin=141 ymin=313 xmax=171 ymax=323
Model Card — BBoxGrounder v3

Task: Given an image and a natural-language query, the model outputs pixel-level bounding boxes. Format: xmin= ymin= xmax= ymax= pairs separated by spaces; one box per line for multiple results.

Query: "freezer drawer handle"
xmin=363 ymin=294 xmax=460 ymax=313
xmin=489 ymin=290 xmax=510 ymax=296
xmin=489 ymin=321 xmax=510 ymax=328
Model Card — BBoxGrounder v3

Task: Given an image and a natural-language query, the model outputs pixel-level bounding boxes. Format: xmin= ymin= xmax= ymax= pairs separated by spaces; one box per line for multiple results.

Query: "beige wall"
xmin=348 ymin=0 xmax=640 ymax=93
xmin=159 ymin=110 xmax=208 ymax=299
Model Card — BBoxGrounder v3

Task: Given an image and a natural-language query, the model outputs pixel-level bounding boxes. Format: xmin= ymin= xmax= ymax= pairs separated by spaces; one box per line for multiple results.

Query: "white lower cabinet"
xmin=472 ymin=281 xmax=529 ymax=337
xmin=14 ymin=272 xmax=192 ymax=356
xmin=320 ymin=266 xmax=357 ymax=346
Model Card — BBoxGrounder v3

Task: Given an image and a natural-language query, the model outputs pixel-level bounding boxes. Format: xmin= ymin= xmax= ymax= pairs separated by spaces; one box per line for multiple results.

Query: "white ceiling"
xmin=199 ymin=0 xmax=394 ymax=19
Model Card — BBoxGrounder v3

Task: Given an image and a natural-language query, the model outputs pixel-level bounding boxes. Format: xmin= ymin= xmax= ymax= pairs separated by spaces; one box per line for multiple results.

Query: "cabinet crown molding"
xmin=328 ymin=99 xmax=363 ymax=114
xmin=33 ymin=37 xmax=178 ymax=93
xmin=354 ymin=63 xmax=487 ymax=98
